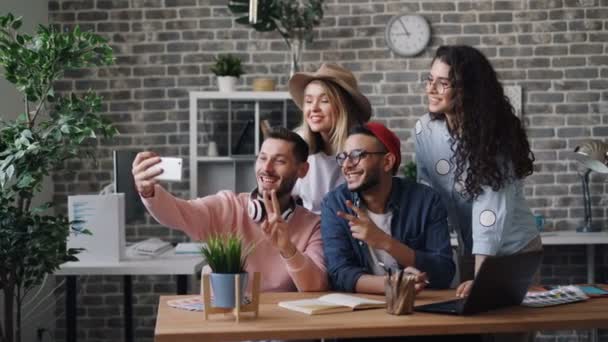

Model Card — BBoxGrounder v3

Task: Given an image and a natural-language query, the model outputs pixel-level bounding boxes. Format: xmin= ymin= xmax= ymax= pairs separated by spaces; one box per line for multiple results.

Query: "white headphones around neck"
xmin=247 ymin=188 xmax=296 ymax=224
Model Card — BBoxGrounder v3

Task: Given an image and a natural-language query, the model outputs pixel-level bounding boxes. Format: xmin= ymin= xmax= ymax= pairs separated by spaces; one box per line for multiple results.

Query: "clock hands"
xmin=397 ymin=18 xmax=410 ymax=37
xmin=385 ymin=14 xmax=430 ymax=56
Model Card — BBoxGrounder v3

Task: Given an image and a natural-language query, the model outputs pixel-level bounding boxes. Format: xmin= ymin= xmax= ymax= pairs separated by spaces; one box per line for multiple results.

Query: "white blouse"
xmin=292 ymin=152 xmax=345 ymax=215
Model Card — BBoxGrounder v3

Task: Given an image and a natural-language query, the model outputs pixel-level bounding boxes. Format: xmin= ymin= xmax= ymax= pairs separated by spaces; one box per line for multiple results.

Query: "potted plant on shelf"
xmin=211 ymin=54 xmax=244 ymax=92
xmin=0 ymin=13 xmax=116 ymax=342
xmin=200 ymin=233 xmax=254 ymax=308
xmin=228 ymin=0 xmax=324 ymax=76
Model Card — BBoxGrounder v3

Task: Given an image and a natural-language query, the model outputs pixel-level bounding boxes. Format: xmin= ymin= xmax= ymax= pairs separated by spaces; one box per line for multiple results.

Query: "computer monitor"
xmin=113 ymin=150 xmax=146 ymax=223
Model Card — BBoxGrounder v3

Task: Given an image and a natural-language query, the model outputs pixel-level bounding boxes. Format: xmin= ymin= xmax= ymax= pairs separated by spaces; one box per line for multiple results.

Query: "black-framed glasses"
xmin=424 ymin=74 xmax=452 ymax=95
xmin=336 ymin=149 xmax=386 ymax=167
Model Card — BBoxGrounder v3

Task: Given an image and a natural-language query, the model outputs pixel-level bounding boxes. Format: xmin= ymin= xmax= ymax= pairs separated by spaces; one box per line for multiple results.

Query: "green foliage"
xmin=0 ymin=13 xmax=116 ymax=342
xmin=228 ymin=0 xmax=324 ymax=43
xmin=210 ymin=54 xmax=244 ymax=78
xmin=200 ymin=233 xmax=254 ymax=274
xmin=402 ymin=161 xmax=417 ymax=181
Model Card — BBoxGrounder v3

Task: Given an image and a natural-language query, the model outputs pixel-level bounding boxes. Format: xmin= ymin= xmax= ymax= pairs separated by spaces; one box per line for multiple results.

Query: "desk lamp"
xmin=570 ymin=140 xmax=608 ymax=232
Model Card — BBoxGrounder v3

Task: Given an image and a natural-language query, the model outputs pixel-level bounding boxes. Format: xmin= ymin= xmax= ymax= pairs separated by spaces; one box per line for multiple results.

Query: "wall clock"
xmin=385 ymin=14 xmax=431 ymax=57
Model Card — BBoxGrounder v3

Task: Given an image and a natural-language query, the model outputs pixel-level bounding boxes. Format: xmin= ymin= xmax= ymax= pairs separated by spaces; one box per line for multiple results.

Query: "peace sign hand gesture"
xmin=337 ymin=200 xmax=391 ymax=251
xmin=260 ymin=190 xmax=297 ymax=258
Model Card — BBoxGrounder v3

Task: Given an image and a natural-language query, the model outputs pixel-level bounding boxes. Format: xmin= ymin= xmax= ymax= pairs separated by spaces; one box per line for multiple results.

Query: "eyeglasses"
xmin=424 ymin=75 xmax=452 ymax=95
xmin=336 ymin=149 xmax=386 ymax=167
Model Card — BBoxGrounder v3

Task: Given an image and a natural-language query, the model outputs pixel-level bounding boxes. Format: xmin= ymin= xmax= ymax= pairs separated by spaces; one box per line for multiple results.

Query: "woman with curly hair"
xmin=414 ymin=45 xmax=541 ymax=297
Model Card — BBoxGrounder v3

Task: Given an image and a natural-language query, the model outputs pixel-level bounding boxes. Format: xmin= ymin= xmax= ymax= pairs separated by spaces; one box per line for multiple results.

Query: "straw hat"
xmin=288 ymin=63 xmax=372 ymax=123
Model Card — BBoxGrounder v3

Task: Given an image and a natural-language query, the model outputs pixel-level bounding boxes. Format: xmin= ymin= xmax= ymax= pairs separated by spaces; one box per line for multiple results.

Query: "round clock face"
xmin=385 ymin=14 xmax=431 ymax=57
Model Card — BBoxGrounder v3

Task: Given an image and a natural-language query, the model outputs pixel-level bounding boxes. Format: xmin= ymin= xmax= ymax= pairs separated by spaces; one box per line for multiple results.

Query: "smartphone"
xmin=154 ymin=157 xmax=183 ymax=182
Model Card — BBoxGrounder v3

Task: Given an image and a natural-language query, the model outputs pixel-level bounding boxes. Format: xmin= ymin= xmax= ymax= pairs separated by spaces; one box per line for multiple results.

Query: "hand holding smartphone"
xmin=154 ymin=157 xmax=183 ymax=182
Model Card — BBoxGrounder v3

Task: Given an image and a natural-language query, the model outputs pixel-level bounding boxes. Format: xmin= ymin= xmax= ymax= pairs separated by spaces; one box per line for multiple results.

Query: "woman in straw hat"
xmin=414 ymin=45 xmax=541 ymax=299
xmin=288 ymin=63 xmax=372 ymax=214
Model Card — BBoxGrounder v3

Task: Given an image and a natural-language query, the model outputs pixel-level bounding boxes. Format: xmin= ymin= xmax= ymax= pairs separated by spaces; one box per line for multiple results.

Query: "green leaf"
xmin=199 ymin=233 xmax=253 ymax=273
xmin=11 ymin=17 xmax=22 ymax=30
xmin=211 ymin=54 xmax=245 ymax=77
xmin=21 ymin=129 xmax=32 ymax=140
xmin=5 ymin=164 xmax=14 ymax=179
xmin=14 ymin=148 xmax=24 ymax=159
xmin=16 ymin=171 xmax=34 ymax=188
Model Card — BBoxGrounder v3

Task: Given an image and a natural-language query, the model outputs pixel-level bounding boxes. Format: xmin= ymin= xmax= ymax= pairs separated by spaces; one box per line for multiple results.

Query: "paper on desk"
xmin=522 ymin=285 xmax=588 ymax=307
xmin=167 ymin=296 xmax=251 ymax=311
xmin=175 ymin=242 xmax=204 ymax=254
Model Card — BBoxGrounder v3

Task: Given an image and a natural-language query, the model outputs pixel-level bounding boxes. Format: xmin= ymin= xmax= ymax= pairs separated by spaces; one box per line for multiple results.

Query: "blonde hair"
xmin=297 ymin=80 xmax=361 ymax=155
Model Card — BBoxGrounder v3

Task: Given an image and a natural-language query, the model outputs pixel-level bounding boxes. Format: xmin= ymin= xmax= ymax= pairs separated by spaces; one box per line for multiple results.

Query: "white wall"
xmin=1 ymin=2 xmax=55 ymax=342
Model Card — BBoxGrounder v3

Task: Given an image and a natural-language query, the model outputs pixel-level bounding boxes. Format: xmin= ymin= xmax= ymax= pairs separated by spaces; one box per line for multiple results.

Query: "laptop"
xmin=414 ymin=250 xmax=543 ymax=315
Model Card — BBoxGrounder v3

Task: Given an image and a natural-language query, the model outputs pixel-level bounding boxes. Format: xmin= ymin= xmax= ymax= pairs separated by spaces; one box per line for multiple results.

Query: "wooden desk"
xmin=154 ymin=291 xmax=608 ymax=342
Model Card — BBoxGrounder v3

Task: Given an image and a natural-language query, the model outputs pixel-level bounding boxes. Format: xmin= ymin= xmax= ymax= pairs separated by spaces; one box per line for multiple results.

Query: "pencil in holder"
xmin=385 ymin=270 xmax=416 ymax=315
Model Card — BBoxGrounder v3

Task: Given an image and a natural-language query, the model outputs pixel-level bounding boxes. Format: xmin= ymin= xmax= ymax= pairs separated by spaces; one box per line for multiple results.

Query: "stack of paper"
xmin=167 ymin=296 xmax=251 ymax=311
xmin=132 ymin=238 xmax=172 ymax=256
xmin=175 ymin=242 xmax=204 ymax=255
xmin=522 ymin=286 xmax=588 ymax=307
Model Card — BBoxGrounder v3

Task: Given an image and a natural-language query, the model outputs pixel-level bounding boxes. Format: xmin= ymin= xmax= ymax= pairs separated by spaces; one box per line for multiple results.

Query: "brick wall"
xmin=47 ymin=0 xmax=608 ymax=341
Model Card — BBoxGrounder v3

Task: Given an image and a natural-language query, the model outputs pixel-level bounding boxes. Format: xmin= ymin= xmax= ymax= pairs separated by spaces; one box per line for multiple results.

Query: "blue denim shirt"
xmin=321 ymin=177 xmax=455 ymax=292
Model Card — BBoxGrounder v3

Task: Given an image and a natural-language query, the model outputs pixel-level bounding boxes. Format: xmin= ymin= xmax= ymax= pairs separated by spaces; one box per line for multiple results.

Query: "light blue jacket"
xmin=414 ymin=113 xmax=539 ymax=256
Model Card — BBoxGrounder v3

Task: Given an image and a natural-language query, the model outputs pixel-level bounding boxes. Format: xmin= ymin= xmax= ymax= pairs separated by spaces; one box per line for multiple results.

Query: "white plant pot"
xmin=217 ymin=76 xmax=238 ymax=92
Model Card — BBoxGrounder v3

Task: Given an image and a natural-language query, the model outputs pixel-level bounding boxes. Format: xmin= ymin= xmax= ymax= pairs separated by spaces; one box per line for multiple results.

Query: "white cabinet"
xmin=188 ymin=91 xmax=295 ymax=198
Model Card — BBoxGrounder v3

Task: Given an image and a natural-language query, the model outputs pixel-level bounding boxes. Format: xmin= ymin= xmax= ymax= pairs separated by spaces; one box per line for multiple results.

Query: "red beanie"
xmin=364 ymin=122 xmax=401 ymax=175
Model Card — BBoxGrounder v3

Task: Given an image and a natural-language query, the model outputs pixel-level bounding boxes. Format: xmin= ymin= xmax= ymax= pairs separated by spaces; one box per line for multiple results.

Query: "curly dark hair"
xmin=429 ymin=45 xmax=534 ymax=199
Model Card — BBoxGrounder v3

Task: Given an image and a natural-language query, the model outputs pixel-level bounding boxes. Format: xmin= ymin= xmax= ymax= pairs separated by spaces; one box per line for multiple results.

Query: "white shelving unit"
xmin=188 ymin=91 xmax=292 ymax=198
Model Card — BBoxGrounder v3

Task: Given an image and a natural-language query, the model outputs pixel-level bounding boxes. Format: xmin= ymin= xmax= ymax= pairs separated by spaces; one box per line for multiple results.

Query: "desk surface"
xmin=155 ymin=291 xmax=608 ymax=342
xmin=450 ymin=231 xmax=608 ymax=247
xmin=539 ymin=231 xmax=608 ymax=245
xmin=56 ymin=248 xmax=203 ymax=275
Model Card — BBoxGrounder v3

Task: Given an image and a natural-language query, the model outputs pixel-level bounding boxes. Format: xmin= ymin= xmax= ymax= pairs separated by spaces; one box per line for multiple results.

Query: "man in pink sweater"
xmin=132 ymin=127 xmax=328 ymax=292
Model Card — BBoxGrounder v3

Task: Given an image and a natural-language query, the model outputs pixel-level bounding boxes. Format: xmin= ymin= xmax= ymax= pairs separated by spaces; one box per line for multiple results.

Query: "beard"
xmin=257 ymin=171 xmax=298 ymax=198
xmin=276 ymin=175 xmax=297 ymax=197
xmin=347 ymin=166 xmax=382 ymax=193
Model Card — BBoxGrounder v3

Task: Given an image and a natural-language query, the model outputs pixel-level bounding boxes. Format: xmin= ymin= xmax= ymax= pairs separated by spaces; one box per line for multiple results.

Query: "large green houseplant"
xmin=228 ymin=0 xmax=324 ymax=76
xmin=0 ymin=13 xmax=116 ymax=342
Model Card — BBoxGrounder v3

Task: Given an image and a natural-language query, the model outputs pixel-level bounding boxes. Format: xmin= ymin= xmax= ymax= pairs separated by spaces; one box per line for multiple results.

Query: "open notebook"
xmin=278 ymin=293 xmax=385 ymax=315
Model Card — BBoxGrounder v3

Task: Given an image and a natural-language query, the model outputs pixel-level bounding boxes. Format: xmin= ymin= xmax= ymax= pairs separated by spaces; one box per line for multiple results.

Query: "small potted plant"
xmin=200 ymin=233 xmax=253 ymax=308
xmin=211 ymin=54 xmax=244 ymax=92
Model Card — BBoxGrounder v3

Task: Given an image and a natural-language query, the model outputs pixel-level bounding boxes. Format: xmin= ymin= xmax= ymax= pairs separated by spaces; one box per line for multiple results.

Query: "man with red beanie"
xmin=321 ymin=122 xmax=455 ymax=294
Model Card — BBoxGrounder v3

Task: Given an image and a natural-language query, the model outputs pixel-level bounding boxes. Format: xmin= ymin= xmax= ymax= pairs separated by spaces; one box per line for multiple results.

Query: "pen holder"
xmin=385 ymin=271 xmax=416 ymax=315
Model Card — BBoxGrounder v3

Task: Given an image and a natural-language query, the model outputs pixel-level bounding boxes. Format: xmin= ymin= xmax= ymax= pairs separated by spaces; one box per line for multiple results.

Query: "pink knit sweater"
xmin=142 ymin=185 xmax=328 ymax=292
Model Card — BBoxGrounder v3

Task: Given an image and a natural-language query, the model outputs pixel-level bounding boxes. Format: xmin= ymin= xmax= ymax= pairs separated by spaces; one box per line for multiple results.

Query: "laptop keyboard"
xmin=435 ymin=298 xmax=465 ymax=311
xmin=415 ymin=298 xmax=466 ymax=314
